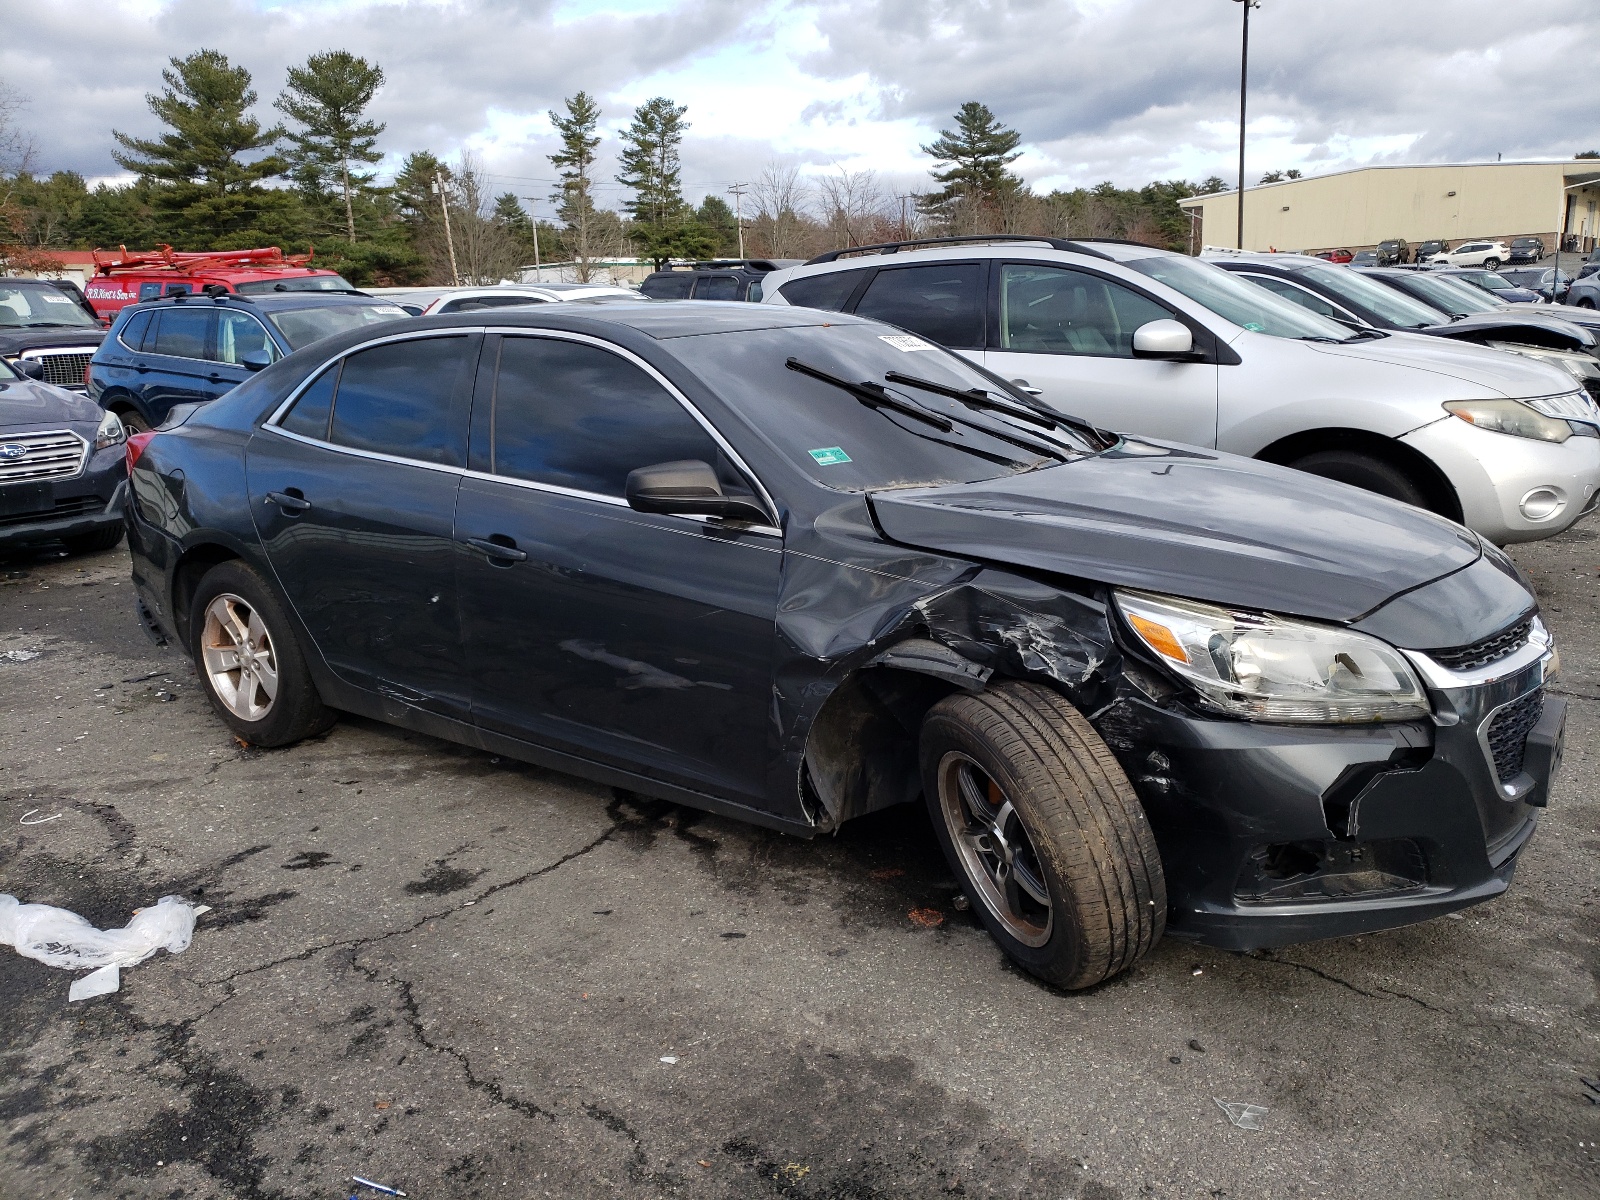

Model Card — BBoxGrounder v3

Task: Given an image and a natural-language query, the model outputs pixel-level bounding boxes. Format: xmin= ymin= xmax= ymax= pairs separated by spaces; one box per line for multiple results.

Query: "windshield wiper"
xmin=786 ymin=358 xmax=953 ymax=430
xmin=20 ymin=321 xmax=90 ymax=329
xmin=882 ymin=370 xmax=1057 ymax=428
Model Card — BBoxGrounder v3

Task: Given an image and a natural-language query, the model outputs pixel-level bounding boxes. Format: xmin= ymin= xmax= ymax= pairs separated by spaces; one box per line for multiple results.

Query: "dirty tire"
xmin=188 ymin=559 xmax=334 ymax=747
xmin=62 ymin=525 xmax=125 ymax=554
xmin=115 ymin=407 xmax=151 ymax=434
xmin=921 ymin=682 xmax=1165 ymax=990
xmin=1289 ymin=449 xmax=1431 ymax=511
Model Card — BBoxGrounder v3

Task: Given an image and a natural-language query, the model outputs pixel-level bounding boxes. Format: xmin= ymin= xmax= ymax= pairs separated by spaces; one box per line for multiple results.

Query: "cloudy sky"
xmin=4 ymin=0 xmax=1598 ymax=216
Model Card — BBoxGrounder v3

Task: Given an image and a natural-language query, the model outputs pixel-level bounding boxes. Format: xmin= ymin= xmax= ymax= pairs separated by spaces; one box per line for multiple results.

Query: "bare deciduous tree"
xmin=816 ymin=165 xmax=893 ymax=249
xmin=750 ymin=163 xmax=812 ymax=258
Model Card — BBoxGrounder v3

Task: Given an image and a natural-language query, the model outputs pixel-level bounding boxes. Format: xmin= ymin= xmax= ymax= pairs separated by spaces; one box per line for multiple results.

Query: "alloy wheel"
xmin=200 ymin=593 xmax=278 ymax=722
xmin=936 ymin=751 xmax=1054 ymax=947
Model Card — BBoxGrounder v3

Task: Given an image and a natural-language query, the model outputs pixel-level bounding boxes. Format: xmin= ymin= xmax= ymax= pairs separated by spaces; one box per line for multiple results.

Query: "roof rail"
xmin=1068 ymin=237 xmax=1166 ymax=251
xmin=804 ymin=234 xmax=1114 ymax=265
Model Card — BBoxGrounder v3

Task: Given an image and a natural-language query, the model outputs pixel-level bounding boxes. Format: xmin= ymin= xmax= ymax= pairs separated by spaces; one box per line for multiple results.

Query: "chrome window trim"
xmin=260 ymin=325 xmax=783 ymax=537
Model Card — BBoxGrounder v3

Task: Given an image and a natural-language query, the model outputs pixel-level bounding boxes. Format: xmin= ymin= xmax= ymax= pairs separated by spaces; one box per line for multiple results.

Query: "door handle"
xmin=1010 ymin=378 xmax=1044 ymax=397
xmin=266 ymin=490 xmax=311 ymax=514
xmin=134 ymin=363 xmax=149 ymax=373
xmin=465 ymin=536 xmax=528 ymax=563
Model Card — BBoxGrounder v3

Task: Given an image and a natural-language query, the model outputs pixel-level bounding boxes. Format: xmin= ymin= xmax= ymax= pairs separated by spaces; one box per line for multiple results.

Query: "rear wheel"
xmin=62 ymin=526 xmax=125 ymax=555
xmin=189 ymin=560 xmax=334 ymax=747
xmin=1483 ymin=257 xmax=1501 ymax=270
xmin=1577 ymin=298 xmax=1596 ymax=309
xmin=921 ymin=683 xmax=1165 ymax=990
xmin=1289 ymin=448 xmax=1432 ymax=511
xmin=115 ymin=407 xmax=151 ymax=434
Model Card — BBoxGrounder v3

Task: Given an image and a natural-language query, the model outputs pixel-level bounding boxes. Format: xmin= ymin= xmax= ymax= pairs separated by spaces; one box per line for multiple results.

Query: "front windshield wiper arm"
xmin=786 ymin=358 xmax=953 ymax=431
xmin=882 ymin=370 xmax=1057 ymax=428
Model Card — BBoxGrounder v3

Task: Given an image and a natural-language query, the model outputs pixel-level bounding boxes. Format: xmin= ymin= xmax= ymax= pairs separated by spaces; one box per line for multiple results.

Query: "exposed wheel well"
xmin=171 ymin=544 xmax=243 ymax=645
xmin=1254 ymin=428 xmax=1462 ymax=523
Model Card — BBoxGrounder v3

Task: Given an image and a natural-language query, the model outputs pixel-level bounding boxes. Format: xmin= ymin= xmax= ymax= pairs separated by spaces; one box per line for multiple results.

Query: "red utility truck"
xmin=83 ymin=246 xmax=353 ymax=318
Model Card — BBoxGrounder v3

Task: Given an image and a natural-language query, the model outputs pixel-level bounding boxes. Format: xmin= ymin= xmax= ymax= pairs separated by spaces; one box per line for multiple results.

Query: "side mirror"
xmin=240 ymin=351 xmax=273 ymax=372
xmin=625 ymin=460 xmax=768 ymax=522
xmin=13 ymin=359 xmax=45 ymax=380
xmin=1131 ymin=319 xmax=1196 ymax=359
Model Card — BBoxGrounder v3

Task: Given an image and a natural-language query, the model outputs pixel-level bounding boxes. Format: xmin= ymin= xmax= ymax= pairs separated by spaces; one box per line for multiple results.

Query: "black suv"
xmin=1376 ymin=239 xmax=1410 ymax=265
xmin=638 ymin=259 xmax=803 ymax=303
xmin=1415 ymin=240 xmax=1450 ymax=263
xmin=1509 ymin=237 xmax=1546 ymax=264
xmin=0 ymin=277 xmax=107 ymax=392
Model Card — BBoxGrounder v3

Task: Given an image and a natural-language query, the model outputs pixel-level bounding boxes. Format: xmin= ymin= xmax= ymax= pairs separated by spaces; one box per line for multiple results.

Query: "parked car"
xmin=0 ymin=355 xmax=126 ymax=555
xmin=1429 ymin=241 xmax=1512 ymax=269
xmin=365 ymin=282 xmax=637 ymax=316
xmin=88 ymin=290 xmax=409 ymax=431
xmin=1439 ymin=268 xmax=1544 ymax=305
xmin=1565 ymin=270 xmax=1600 ymax=310
xmin=1376 ymin=239 xmax=1411 ymax=265
xmin=761 ymin=235 xmax=1600 ymax=544
xmin=639 ymin=259 xmax=804 ymax=302
xmin=1350 ymin=250 xmax=1380 ymax=267
xmin=1498 ymin=268 xmax=1573 ymax=304
xmin=1314 ymin=249 xmax=1353 ymax=263
xmin=1361 ymin=266 xmax=1600 ymax=348
xmin=1415 ymin=240 xmax=1451 ymax=263
xmin=0 ymin=277 xmax=107 ymax=392
xmin=82 ymin=246 xmax=352 ymax=319
xmin=1508 ymin=237 xmax=1546 ymax=264
xmin=125 ymin=300 xmax=1565 ymax=987
xmin=1208 ymin=255 xmax=1600 ymax=394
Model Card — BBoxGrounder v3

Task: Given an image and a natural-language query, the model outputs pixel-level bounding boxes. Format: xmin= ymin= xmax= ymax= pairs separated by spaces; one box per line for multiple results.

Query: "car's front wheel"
xmin=1289 ymin=448 xmax=1432 ymax=511
xmin=189 ymin=560 xmax=334 ymax=747
xmin=1483 ymin=257 xmax=1501 ymax=270
xmin=920 ymin=683 xmax=1166 ymax=990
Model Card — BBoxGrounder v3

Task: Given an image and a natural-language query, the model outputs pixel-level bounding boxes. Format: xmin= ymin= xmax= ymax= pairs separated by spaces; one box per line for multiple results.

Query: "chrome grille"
xmin=19 ymin=347 xmax=98 ymax=390
xmin=1487 ymin=689 xmax=1543 ymax=784
xmin=0 ymin=430 xmax=88 ymax=484
xmin=1424 ymin=616 xmax=1533 ymax=672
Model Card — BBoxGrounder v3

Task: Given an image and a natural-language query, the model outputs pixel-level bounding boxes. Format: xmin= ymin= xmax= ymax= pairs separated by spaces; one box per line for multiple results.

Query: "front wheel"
xmin=1483 ymin=257 xmax=1501 ymax=270
xmin=189 ymin=560 xmax=334 ymax=747
xmin=1289 ymin=449 xmax=1432 ymax=511
xmin=921 ymin=683 xmax=1166 ymax=990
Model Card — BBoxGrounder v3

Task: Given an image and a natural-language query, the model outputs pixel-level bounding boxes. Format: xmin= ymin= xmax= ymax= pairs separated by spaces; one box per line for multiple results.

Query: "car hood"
xmin=1426 ymin=311 xmax=1597 ymax=352
xmin=0 ymin=378 xmax=105 ymax=428
xmin=868 ymin=440 xmax=1484 ymax=626
xmin=0 ymin=327 xmax=105 ymax=355
xmin=1301 ymin=332 xmax=1575 ymax=398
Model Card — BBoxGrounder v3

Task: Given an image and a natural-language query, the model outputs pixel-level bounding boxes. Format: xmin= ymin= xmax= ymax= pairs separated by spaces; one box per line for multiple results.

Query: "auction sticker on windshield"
xmin=879 ymin=334 xmax=935 ymax=352
xmin=808 ymin=446 xmax=852 ymax=465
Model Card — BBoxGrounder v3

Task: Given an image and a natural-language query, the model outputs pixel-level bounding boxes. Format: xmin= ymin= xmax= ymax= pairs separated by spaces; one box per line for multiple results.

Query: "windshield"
xmin=235 ymin=274 xmax=354 ymax=295
xmin=1295 ymin=265 xmax=1445 ymax=328
xmin=1383 ymin=272 xmax=1500 ymax=315
xmin=678 ymin=323 xmax=1097 ymax=491
xmin=0 ymin=282 xmax=99 ymax=328
xmin=1458 ymin=270 xmax=1516 ymax=289
xmin=266 ymin=302 xmax=409 ymax=350
xmin=1129 ymin=255 xmax=1355 ymax=340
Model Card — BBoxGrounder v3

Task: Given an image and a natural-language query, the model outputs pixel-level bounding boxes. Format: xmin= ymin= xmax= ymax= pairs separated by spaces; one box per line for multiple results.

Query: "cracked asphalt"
xmin=1 ymin=524 xmax=1597 ymax=1200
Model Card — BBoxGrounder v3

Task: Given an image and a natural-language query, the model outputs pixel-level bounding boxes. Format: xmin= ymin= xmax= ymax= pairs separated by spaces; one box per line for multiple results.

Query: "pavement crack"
xmin=1549 ymin=686 xmax=1600 ymax=702
xmin=1261 ymin=955 xmax=1450 ymax=1013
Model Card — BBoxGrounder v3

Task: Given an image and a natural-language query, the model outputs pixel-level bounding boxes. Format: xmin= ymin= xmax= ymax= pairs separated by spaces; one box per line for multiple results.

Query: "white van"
xmin=760 ymin=237 xmax=1600 ymax=544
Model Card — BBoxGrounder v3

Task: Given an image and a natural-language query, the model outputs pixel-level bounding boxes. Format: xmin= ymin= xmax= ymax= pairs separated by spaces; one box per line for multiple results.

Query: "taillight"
xmin=83 ymin=360 xmax=93 ymax=390
xmin=125 ymin=431 xmax=156 ymax=473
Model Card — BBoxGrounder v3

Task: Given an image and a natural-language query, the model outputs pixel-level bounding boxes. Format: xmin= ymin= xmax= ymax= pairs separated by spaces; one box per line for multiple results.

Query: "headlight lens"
xmin=94 ymin=409 xmax=125 ymax=450
xmin=1115 ymin=590 xmax=1430 ymax=723
xmin=1488 ymin=343 xmax=1600 ymax=383
xmin=1443 ymin=399 xmax=1572 ymax=442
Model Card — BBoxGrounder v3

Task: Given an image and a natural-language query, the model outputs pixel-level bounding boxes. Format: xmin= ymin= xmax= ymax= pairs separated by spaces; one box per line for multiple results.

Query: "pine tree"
xmin=549 ymin=92 xmax=601 ymax=280
xmin=618 ymin=96 xmax=690 ymax=267
xmin=112 ymin=49 xmax=292 ymax=246
xmin=920 ymin=101 xmax=1023 ymax=217
xmin=493 ymin=192 xmax=539 ymax=260
xmin=695 ymin=194 xmax=739 ymax=257
xmin=275 ymin=50 xmax=386 ymax=242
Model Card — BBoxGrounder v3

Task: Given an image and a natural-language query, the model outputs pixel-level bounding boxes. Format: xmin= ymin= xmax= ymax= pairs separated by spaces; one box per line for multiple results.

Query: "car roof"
xmin=1204 ymin=252 xmax=1328 ymax=269
xmin=133 ymin=292 xmax=393 ymax=313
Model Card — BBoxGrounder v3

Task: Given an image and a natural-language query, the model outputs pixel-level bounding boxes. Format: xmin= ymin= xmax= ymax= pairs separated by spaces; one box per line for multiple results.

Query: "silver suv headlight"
xmin=1115 ymin=590 xmax=1430 ymax=723
xmin=94 ymin=409 xmax=126 ymax=450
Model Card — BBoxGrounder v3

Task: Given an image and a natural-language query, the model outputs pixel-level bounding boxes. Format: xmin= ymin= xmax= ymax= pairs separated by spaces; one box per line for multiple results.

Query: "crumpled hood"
xmin=868 ymin=441 xmax=1484 ymax=624
xmin=0 ymin=379 xmax=105 ymax=429
xmin=1302 ymin=332 xmax=1574 ymax=399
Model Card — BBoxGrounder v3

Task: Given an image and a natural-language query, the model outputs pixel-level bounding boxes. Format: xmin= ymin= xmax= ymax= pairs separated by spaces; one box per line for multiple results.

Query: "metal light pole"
xmin=1233 ymin=0 xmax=1260 ymax=250
xmin=727 ymin=183 xmax=749 ymax=260
xmin=433 ymin=174 xmax=460 ymax=286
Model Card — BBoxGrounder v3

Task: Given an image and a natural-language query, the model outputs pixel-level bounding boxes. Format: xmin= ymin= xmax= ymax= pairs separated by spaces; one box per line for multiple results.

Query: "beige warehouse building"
xmin=1178 ymin=161 xmax=1600 ymax=256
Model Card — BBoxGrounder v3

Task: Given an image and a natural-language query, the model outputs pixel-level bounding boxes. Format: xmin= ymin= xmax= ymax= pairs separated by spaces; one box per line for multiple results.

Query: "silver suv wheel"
xmin=200 ymin=593 xmax=279 ymax=722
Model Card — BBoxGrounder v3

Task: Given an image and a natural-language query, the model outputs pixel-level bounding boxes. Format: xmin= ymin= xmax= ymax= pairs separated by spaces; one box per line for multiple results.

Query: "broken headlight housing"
xmin=1115 ymin=590 xmax=1429 ymax=723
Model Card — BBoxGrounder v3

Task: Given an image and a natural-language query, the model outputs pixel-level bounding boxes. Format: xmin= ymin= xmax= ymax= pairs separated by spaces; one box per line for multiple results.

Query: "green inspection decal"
xmin=808 ymin=446 xmax=852 ymax=465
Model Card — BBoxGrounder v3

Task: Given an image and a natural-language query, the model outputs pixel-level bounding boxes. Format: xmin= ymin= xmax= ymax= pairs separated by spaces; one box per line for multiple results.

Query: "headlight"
xmin=1523 ymin=388 xmax=1600 ymax=428
xmin=1115 ymin=590 xmax=1430 ymax=723
xmin=1443 ymin=399 xmax=1572 ymax=443
xmin=1488 ymin=343 xmax=1600 ymax=383
xmin=94 ymin=409 xmax=126 ymax=450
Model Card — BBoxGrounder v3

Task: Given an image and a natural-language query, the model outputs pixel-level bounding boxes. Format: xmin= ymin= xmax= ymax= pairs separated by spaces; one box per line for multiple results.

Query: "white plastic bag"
xmin=0 ymin=895 xmax=205 ymax=998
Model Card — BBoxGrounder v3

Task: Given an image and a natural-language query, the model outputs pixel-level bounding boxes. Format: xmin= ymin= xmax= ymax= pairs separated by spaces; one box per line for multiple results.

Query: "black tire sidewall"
xmin=62 ymin=526 xmax=125 ymax=554
xmin=1290 ymin=449 xmax=1430 ymax=510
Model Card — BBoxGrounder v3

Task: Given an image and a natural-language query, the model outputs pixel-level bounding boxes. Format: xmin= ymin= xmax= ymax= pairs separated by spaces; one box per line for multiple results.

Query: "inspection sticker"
xmin=808 ymin=446 xmax=852 ymax=466
xmin=878 ymin=334 xmax=935 ymax=352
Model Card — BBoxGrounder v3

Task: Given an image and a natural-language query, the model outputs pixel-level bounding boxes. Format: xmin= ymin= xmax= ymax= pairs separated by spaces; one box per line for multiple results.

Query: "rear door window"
xmin=640 ymin=274 xmax=692 ymax=299
xmin=996 ymin=263 xmax=1171 ymax=356
xmin=776 ymin=268 xmax=870 ymax=312
xmin=852 ymin=263 xmax=986 ymax=349
xmin=326 ymin=335 xmax=474 ymax=466
xmin=693 ymin=275 xmax=742 ymax=301
xmin=279 ymin=363 xmax=339 ymax=441
xmin=149 ymin=309 xmax=213 ymax=361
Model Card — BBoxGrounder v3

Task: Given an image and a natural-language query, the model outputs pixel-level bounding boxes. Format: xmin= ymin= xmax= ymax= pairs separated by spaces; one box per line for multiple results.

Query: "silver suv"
xmin=760 ymin=236 xmax=1600 ymax=544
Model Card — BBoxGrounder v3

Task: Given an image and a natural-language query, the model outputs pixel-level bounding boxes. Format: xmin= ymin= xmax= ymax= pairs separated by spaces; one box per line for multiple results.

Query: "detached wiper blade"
xmin=786 ymin=358 xmax=953 ymax=431
xmin=883 ymin=370 xmax=1057 ymax=428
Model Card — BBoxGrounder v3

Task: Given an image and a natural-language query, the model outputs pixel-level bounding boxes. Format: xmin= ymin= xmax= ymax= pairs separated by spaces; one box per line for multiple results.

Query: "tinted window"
xmin=640 ymin=274 xmax=692 ymax=299
xmin=138 ymin=283 xmax=162 ymax=302
xmin=1245 ymin=274 xmax=1344 ymax=318
xmin=280 ymin=363 xmax=338 ymax=440
xmin=853 ymin=263 xmax=985 ymax=349
xmin=120 ymin=310 xmax=154 ymax=351
xmin=150 ymin=309 xmax=212 ymax=360
xmin=490 ymin=337 xmax=723 ymax=497
xmin=328 ymin=336 xmax=472 ymax=466
xmin=997 ymin=264 xmax=1171 ymax=356
xmin=777 ymin=269 xmax=869 ymax=312
xmin=694 ymin=275 xmax=742 ymax=301
xmin=267 ymin=302 xmax=409 ymax=350
xmin=216 ymin=310 xmax=279 ymax=365
xmin=438 ymin=294 xmax=545 ymax=313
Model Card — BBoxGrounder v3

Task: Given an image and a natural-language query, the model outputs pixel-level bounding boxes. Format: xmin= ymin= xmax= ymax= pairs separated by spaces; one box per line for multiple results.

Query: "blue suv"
xmin=88 ymin=290 xmax=409 ymax=431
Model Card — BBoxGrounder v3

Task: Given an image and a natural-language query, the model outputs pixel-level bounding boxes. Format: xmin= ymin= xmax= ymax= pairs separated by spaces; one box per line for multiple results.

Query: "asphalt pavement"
xmin=1 ymin=524 xmax=1597 ymax=1199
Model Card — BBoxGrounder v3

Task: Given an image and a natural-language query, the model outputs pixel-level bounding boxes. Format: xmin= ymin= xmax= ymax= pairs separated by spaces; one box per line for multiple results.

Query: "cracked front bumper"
xmin=1097 ymin=643 xmax=1560 ymax=951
